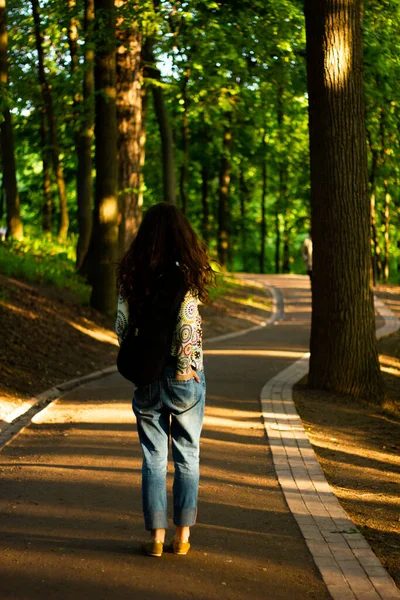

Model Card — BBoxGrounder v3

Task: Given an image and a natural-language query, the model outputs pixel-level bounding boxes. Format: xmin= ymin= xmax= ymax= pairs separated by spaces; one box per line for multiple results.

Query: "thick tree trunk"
xmin=217 ymin=125 xmax=232 ymax=268
xmin=382 ymin=180 xmax=390 ymax=282
xmin=305 ymin=0 xmax=384 ymax=402
xmin=116 ymin=1 xmax=143 ymax=257
xmin=76 ymin=0 xmax=95 ymax=270
xmin=142 ymin=38 xmax=176 ymax=205
xmin=89 ymin=0 xmax=118 ymax=314
xmin=0 ymin=1 xmax=23 ymax=240
xmin=31 ymin=0 xmax=69 ymax=240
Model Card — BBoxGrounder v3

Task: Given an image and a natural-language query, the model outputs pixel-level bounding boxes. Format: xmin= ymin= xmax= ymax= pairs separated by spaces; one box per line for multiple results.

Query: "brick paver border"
xmin=260 ymin=291 xmax=400 ymax=600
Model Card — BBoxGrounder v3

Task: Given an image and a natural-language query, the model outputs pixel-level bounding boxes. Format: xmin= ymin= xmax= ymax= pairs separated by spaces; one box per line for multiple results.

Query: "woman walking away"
xmin=115 ymin=202 xmax=215 ymax=558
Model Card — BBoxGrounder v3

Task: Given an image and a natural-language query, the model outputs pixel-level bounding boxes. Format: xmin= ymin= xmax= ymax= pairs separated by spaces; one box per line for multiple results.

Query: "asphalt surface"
xmin=0 ymin=274 xmax=331 ymax=600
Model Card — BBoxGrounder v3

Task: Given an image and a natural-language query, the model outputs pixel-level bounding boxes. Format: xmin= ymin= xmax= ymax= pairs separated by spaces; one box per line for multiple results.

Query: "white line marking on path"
xmin=260 ymin=288 xmax=400 ymax=600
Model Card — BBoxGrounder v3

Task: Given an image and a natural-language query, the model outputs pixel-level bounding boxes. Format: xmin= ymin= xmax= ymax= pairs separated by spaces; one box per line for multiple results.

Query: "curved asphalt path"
xmin=0 ymin=274 xmax=332 ymax=600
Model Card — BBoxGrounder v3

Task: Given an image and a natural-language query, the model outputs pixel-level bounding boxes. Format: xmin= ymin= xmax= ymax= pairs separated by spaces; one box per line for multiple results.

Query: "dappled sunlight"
xmin=204 ymin=349 xmax=305 ymax=358
xmin=310 ymin=438 xmax=400 ymax=468
xmin=203 ymin=414 xmax=263 ymax=430
xmin=379 ymin=354 xmax=400 ymax=377
xmin=0 ymin=299 xmax=38 ymax=320
xmin=65 ymin=320 xmax=118 ymax=346
xmin=324 ymin=11 xmax=352 ymax=90
xmin=205 ymin=405 xmax=262 ymax=420
xmin=223 ymin=294 xmax=271 ymax=313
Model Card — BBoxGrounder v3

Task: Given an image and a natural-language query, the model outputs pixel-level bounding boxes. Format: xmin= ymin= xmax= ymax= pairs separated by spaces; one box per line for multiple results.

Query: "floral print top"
xmin=115 ymin=289 xmax=203 ymax=376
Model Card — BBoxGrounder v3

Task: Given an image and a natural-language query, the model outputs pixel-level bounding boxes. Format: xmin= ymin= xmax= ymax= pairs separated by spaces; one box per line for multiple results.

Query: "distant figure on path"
xmin=302 ymin=233 xmax=313 ymax=282
xmin=116 ymin=202 xmax=215 ymax=558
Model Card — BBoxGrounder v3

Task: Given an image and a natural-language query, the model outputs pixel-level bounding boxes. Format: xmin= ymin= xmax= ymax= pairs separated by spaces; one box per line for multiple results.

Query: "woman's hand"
xmin=175 ymin=369 xmax=200 ymax=383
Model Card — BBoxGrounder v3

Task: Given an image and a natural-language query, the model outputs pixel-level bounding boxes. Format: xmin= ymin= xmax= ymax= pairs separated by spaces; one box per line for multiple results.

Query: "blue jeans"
xmin=132 ymin=362 xmax=206 ymax=530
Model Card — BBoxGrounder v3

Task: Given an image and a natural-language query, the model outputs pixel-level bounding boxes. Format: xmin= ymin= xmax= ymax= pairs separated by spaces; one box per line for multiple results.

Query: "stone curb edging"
xmin=260 ymin=293 xmax=400 ymax=600
xmin=0 ymin=280 xmax=282 ymax=452
xmin=0 ymin=365 xmax=117 ymax=452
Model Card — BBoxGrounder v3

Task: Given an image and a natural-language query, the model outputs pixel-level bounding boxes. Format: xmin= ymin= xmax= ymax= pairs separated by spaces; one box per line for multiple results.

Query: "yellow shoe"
xmin=172 ymin=538 xmax=190 ymax=556
xmin=142 ymin=538 xmax=163 ymax=557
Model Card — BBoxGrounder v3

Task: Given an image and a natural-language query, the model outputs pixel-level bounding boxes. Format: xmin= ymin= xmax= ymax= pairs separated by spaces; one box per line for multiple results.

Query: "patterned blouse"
xmin=115 ymin=290 xmax=203 ymax=376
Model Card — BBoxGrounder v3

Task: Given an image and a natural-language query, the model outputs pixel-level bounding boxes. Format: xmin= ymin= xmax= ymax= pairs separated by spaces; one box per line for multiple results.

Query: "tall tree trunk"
xmin=239 ymin=170 xmax=248 ymax=271
xmin=367 ymin=142 xmax=382 ymax=285
xmin=305 ymin=0 xmax=384 ymax=402
xmin=260 ymin=139 xmax=267 ymax=274
xmin=179 ymin=66 xmax=190 ymax=215
xmin=39 ymin=111 xmax=52 ymax=232
xmin=31 ymin=0 xmax=69 ymax=240
xmin=116 ymin=1 xmax=143 ymax=257
xmin=370 ymin=188 xmax=382 ymax=284
xmin=76 ymin=0 xmax=95 ymax=270
xmin=382 ymin=180 xmax=390 ymax=282
xmin=142 ymin=38 xmax=176 ymax=205
xmin=0 ymin=0 xmax=23 ymax=240
xmin=89 ymin=0 xmax=118 ymax=314
xmin=282 ymin=209 xmax=290 ymax=273
xmin=200 ymin=121 xmax=210 ymax=244
xmin=201 ymin=165 xmax=210 ymax=244
xmin=217 ymin=125 xmax=232 ymax=268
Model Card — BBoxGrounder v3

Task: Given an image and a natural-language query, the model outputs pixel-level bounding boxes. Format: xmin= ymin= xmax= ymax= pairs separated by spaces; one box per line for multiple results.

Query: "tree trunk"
xmin=76 ymin=0 xmax=95 ymax=270
xmin=217 ymin=125 xmax=232 ymax=268
xmin=304 ymin=0 xmax=384 ymax=402
xmin=260 ymin=140 xmax=267 ymax=274
xmin=116 ymin=1 xmax=143 ymax=257
xmin=382 ymin=180 xmax=390 ymax=283
xmin=370 ymin=188 xmax=382 ymax=284
xmin=31 ymin=0 xmax=69 ymax=240
xmin=142 ymin=38 xmax=176 ymax=205
xmin=282 ymin=209 xmax=290 ymax=273
xmin=201 ymin=165 xmax=210 ymax=244
xmin=89 ymin=0 xmax=118 ymax=314
xmin=0 ymin=0 xmax=23 ymax=240
xmin=39 ymin=111 xmax=52 ymax=232
xmin=179 ymin=66 xmax=190 ymax=215
xmin=239 ymin=170 xmax=248 ymax=271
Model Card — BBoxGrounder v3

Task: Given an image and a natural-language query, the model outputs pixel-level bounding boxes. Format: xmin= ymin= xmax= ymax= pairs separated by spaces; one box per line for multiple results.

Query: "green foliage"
xmin=0 ymin=230 xmax=90 ymax=304
xmin=2 ymin=0 xmax=400 ymax=286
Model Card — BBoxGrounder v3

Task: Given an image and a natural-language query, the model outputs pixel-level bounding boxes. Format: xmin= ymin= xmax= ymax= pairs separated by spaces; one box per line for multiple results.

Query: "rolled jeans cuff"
xmin=144 ymin=510 xmax=169 ymax=531
xmin=173 ymin=507 xmax=197 ymax=527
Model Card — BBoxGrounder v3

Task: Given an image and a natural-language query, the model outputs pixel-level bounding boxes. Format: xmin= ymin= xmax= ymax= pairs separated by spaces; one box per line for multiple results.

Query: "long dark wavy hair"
xmin=117 ymin=202 xmax=216 ymax=316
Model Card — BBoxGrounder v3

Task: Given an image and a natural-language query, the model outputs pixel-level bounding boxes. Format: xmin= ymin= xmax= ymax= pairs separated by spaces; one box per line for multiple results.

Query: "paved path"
xmin=0 ymin=274 xmax=390 ymax=600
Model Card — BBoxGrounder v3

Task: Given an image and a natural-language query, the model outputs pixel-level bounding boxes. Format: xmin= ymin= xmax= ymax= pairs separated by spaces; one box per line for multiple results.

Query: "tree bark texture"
xmin=0 ymin=0 xmax=23 ymax=240
xmin=39 ymin=110 xmax=52 ymax=231
xmin=142 ymin=37 xmax=176 ymax=205
xmin=116 ymin=1 xmax=143 ymax=257
xmin=382 ymin=180 xmax=390 ymax=282
xmin=239 ymin=170 xmax=248 ymax=271
xmin=76 ymin=0 xmax=95 ymax=270
xmin=179 ymin=66 xmax=190 ymax=215
xmin=31 ymin=0 xmax=69 ymax=240
xmin=260 ymin=137 xmax=267 ymax=274
xmin=217 ymin=125 xmax=232 ymax=268
xmin=304 ymin=0 xmax=384 ymax=402
xmin=89 ymin=0 xmax=118 ymax=314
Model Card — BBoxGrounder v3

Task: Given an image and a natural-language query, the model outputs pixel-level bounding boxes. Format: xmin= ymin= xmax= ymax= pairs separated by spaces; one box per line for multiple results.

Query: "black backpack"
xmin=117 ymin=265 xmax=187 ymax=386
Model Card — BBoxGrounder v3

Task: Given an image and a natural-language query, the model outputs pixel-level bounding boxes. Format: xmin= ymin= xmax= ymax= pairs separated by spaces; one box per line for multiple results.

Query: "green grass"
xmin=0 ymin=230 xmax=90 ymax=304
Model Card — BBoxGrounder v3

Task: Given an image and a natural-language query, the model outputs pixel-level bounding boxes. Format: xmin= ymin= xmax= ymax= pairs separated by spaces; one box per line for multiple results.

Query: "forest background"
xmin=1 ymin=0 xmax=399 ymax=311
